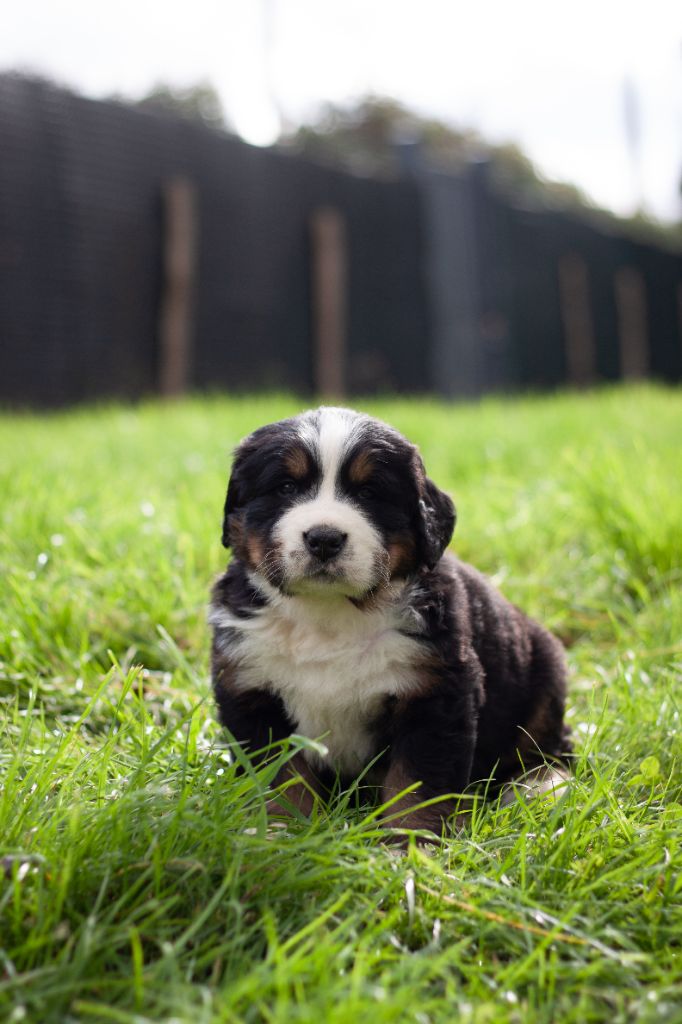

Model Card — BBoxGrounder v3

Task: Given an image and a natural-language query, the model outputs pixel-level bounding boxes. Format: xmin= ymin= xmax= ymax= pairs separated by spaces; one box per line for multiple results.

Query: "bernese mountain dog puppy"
xmin=210 ymin=407 xmax=572 ymax=837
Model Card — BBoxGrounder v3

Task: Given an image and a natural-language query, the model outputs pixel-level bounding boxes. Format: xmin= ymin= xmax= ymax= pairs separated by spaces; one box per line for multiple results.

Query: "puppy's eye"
xmin=358 ymin=484 xmax=376 ymax=500
xmin=277 ymin=480 xmax=298 ymax=497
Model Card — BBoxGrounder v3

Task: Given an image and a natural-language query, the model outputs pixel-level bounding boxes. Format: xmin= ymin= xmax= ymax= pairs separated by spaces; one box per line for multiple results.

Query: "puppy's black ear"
xmin=221 ymin=419 xmax=297 ymax=549
xmin=221 ymin=443 xmax=248 ymax=549
xmin=413 ymin=454 xmax=456 ymax=569
xmin=221 ymin=479 xmax=237 ymax=549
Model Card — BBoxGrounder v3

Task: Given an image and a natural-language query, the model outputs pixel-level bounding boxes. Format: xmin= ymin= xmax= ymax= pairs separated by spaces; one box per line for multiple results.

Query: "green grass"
xmin=1 ymin=385 xmax=681 ymax=1024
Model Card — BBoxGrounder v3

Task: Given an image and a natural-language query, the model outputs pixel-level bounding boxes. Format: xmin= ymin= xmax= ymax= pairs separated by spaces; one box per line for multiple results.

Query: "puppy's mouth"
xmin=283 ymin=552 xmax=390 ymax=601
xmin=302 ymin=559 xmax=346 ymax=584
xmin=283 ymin=556 xmax=362 ymax=597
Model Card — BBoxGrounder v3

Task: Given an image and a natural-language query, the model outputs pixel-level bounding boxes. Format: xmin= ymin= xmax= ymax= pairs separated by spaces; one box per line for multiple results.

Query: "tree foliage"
xmin=279 ymin=95 xmax=681 ymax=247
xmin=133 ymin=80 xmax=230 ymax=132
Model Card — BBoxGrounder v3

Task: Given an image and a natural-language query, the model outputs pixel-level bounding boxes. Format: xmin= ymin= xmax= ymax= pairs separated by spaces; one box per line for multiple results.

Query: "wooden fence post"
xmin=558 ymin=252 xmax=596 ymax=387
xmin=158 ymin=177 xmax=197 ymax=397
xmin=614 ymin=266 xmax=649 ymax=380
xmin=310 ymin=207 xmax=347 ymax=398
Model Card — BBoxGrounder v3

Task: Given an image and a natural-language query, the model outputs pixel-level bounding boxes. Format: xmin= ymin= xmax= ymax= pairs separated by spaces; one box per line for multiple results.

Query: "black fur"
xmin=210 ymin=408 xmax=572 ymax=836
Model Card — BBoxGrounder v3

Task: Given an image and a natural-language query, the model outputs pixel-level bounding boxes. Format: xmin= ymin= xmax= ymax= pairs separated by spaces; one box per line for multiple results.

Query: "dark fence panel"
xmin=0 ymin=77 xmax=164 ymax=403
xmin=439 ymin=162 xmax=682 ymax=394
xmin=1 ymin=75 xmax=681 ymax=406
xmin=0 ymin=76 xmax=429 ymax=405
xmin=189 ymin=139 xmax=431 ymax=394
xmin=504 ymin=208 xmax=568 ymax=389
xmin=639 ymin=244 xmax=682 ymax=381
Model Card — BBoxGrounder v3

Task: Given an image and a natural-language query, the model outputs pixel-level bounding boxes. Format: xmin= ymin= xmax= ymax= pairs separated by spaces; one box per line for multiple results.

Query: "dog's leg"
xmin=213 ymin=681 xmax=292 ymax=755
xmin=380 ymin=685 xmax=478 ymax=841
xmin=266 ymin=751 xmax=329 ymax=819
xmin=381 ymin=766 xmax=456 ymax=841
xmin=214 ymin=681 xmax=328 ymax=818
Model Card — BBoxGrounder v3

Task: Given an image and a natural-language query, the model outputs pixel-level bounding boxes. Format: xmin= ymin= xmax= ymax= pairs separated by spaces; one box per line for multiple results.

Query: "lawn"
xmin=1 ymin=385 xmax=681 ymax=1024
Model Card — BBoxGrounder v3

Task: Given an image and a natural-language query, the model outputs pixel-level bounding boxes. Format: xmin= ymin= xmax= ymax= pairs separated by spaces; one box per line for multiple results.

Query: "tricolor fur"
xmin=210 ymin=407 xmax=572 ymax=835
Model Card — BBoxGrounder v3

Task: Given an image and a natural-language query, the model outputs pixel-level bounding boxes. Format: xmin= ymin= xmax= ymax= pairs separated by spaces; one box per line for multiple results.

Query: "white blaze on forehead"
xmin=298 ymin=406 xmax=366 ymax=492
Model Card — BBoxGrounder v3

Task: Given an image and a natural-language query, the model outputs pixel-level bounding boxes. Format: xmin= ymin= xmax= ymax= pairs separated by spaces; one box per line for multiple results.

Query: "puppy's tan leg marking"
xmin=380 ymin=762 xmax=455 ymax=843
xmin=266 ymin=751 xmax=327 ymax=819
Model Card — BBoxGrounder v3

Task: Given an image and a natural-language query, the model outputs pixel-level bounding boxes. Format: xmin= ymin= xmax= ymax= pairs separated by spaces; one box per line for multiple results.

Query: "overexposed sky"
xmin=2 ymin=0 xmax=681 ymax=219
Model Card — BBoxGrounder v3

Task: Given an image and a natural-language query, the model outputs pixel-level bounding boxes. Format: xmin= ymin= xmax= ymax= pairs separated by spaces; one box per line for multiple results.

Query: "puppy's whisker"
xmin=253 ymin=552 xmax=282 ymax=586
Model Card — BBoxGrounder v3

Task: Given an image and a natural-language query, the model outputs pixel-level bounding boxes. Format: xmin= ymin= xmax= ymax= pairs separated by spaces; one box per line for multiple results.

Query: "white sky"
xmin=2 ymin=0 xmax=681 ymax=220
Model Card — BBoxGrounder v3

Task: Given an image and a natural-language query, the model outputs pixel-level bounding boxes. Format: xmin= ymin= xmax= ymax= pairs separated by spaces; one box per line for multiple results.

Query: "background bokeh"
xmin=1 ymin=0 xmax=681 ymax=405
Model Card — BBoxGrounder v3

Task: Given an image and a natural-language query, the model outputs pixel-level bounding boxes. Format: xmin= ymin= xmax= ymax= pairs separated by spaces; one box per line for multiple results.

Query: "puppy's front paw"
xmin=266 ymin=780 xmax=318 ymax=819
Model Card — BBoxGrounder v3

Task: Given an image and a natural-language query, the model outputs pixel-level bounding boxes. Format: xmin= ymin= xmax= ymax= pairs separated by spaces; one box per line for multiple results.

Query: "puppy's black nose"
xmin=304 ymin=526 xmax=347 ymax=562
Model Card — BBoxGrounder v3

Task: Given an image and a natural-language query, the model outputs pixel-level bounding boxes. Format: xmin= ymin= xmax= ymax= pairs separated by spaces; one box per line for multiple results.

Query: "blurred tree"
xmin=279 ymin=95 xmax=681 ymax=247
xmin=133 ymin=80 xmax=231 ymax=132
xmin=279 ymin=96 xmax=479 ymax=176
xmin=278 ymin=95 xmax=582 ymax=193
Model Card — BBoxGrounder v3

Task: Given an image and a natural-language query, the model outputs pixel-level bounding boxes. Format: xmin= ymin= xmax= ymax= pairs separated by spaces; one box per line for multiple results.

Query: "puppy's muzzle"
xmin=303 ymin=526 xmax=348 ymax=563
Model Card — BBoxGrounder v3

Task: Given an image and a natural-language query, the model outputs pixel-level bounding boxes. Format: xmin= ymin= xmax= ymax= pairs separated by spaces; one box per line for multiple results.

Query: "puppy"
xmin=209 ymin=407 xmax=572 ymax=836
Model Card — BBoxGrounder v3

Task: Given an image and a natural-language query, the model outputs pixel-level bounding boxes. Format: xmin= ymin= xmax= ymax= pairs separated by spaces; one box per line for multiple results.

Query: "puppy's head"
xmin=222 ymin=407 xmax=455 ymax=598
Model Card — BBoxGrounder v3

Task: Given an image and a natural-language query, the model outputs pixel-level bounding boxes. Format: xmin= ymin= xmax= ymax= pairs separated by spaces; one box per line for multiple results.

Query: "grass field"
xmin=1 ymin=385 xmax=681 ymax=1024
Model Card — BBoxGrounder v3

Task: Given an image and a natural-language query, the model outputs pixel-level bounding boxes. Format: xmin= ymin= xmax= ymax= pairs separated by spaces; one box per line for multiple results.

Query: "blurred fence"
xmin=1 ymin=75 xmax=681 ymax=406
xmin=424 ymin=161 xmax=682 ymax=396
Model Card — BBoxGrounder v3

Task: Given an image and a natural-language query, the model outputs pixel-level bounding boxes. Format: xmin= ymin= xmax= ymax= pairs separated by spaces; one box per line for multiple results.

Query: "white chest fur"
xmin=214 ymin=585 xmax=426 ymax=774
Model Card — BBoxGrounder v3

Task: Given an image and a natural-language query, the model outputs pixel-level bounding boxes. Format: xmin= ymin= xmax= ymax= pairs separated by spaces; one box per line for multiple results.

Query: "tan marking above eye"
xmin=348 ymin=449 xmax=374 ymax=484
xmin=283 ymin=446 xmax=310 ymax=480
